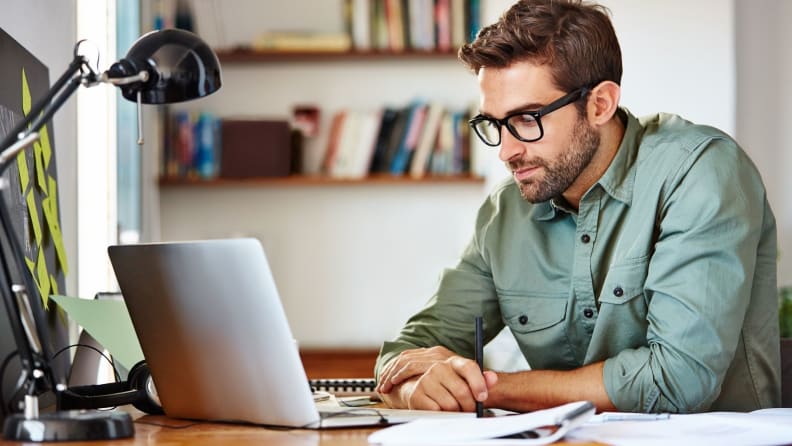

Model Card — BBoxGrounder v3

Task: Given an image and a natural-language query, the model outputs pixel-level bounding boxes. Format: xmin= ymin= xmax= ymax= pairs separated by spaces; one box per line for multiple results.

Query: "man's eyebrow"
xmin=479 ymin=101 xmax=545 ymax=119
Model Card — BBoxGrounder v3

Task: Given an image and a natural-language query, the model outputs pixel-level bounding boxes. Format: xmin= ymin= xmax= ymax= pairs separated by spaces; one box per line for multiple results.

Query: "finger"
xmin=410 ymin=373 xmax=462 ymax=411
xmin=380 ymin=360 xmax=422 ymax=393
xmin=449 ymin=357 xmax=489 ymax=402
xmin=483 ymin=370 xmax=498 ymax=389
xmin=389 ymin=360 xmax=432 ymax=387
xmin=377 ymin=351 xmax=414 ymax=393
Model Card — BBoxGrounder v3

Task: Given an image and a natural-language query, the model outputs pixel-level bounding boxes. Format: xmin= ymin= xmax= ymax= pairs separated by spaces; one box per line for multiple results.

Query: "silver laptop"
xmin=108 ymin=238 xmax=469 ymax=428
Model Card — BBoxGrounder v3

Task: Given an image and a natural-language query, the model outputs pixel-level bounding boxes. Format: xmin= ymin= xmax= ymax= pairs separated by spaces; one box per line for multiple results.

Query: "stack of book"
xmin=345 ymin=0 xmax=481 ymax=52
xmin=322 ymin=102 xmax=475 ymax=179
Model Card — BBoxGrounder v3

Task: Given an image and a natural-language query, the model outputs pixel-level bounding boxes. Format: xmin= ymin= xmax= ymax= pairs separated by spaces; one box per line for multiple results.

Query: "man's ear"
xmin=587 ymin=81 xmax=621 ymax=126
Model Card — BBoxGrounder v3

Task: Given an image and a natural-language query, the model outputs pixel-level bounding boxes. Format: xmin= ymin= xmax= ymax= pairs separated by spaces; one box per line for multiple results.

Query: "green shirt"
xmin=376 ymin=108 xmax=780 ymax=413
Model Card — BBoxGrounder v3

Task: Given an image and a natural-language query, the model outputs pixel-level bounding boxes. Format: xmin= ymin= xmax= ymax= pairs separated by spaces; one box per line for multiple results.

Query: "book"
xmin=389 ymin=102 xmax=428 ymax=174
xmin=435 ymin=0 xmax=452 ymax=52
xmin=374 ymin=106 xmax=412 ymax=173
xmin=385 ymin=0 xmax=406 ymax=52
xmin=323 ymin=111 xmax=348 ymax=174
xmin=450 ymin=0 xmax=468 ymax=48
xmin=329 ymin=110 xmax=363 ymax=177
xmin=350 ymin=0 xmax=371 ymax=51
xmin=253 ymin=31 xmax=352 ymax=52
xmin=369 ymin=107 xmax=400 ymax=173
xmin=409 ymin=102 xmax=444 ymax=178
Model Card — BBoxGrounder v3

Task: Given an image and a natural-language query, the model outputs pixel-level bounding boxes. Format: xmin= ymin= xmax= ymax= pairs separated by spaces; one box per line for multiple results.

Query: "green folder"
xmin=50 ymin=294 xmax=144 ymax=370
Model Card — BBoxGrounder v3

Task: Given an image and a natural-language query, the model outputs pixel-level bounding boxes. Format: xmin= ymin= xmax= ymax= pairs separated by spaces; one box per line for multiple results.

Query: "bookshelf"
xmin=159 ymin=174 xmax=484 ymax=187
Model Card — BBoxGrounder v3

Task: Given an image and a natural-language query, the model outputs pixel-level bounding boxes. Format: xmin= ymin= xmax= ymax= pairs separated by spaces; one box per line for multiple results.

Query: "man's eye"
xmin=511 ymin=114 xmax=538 ymax=127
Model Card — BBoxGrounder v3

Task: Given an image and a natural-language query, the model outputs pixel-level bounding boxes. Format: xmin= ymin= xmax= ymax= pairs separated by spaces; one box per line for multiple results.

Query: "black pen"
xmin=474 ymin=316 xmax=484 ymax=418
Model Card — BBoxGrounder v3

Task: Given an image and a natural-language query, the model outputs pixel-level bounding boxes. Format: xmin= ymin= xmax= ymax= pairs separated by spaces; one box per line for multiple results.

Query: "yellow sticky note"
xmin=26 ymin=190 xmax=42 ymax=244
xmin=34 ymin=142 xmax=47 ymax=194
xmin=21 ymin=68 xmax=31 ymax=115
xmin=25 ymin=257 xmax=35 ymax=275
xmin=36 ymin=247 xmax=51 ymax=309
xmin=17 ymin=152 xmax=29 ymax=194
xmin=40 ymin=124 xmax=52 ymax=169
xmin=48 ymin=176 xmax=57 ymax=208
xmin=49 ymin=275 xmax=59 ymax=296
xmin=42 ymin=197 xmax=68 ymax=275
xmin=41 ymin=196 xmax=53 ymax=227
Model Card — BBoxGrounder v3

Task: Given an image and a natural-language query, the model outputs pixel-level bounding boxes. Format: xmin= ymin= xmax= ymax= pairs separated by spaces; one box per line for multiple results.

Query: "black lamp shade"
xmin=106 ymin=28 xmax=222 ymax=104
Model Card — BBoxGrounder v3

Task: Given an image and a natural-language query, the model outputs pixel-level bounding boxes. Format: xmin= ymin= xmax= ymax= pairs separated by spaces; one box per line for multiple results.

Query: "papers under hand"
xmin=367 ymin=401 xmax=595 ymax=445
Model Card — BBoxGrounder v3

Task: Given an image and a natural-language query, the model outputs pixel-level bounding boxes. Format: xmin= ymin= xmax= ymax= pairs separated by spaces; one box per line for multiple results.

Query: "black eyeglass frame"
xmin=469 ymin=85 xmax=592 ymax=147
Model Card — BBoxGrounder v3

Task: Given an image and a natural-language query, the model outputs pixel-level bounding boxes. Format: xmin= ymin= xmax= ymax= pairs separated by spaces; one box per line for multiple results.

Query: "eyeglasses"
xmin=469 ymin=86 xmax=591 ymax=147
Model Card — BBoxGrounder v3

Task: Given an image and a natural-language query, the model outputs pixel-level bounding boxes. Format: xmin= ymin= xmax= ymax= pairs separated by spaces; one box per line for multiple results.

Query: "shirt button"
xmin=518 ymin=315 xmax=528 ymax=325
xmin=613 ymin=287 xmax=624 ymax=297
xmin=583 ymin=308 xmax=594 ymax=318
xmin=580 ymin=234 xmax=591 ymax=243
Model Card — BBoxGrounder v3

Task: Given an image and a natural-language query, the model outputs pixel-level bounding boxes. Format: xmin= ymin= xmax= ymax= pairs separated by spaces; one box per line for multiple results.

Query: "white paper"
xmin=367 ymin=401 xmax=592 ymax=445
xmin=567 ymin=409 xmax=792 ymax=446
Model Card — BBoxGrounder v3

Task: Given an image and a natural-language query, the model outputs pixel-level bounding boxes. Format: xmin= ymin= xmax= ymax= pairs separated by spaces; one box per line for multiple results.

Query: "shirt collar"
xmin=532 ymin=107 xmax=643 ymax=221
xmin=595 ymin=107 xmax=643 ymax=206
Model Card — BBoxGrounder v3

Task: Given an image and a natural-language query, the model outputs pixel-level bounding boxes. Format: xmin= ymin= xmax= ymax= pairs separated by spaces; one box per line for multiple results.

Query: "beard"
xmin=508 ymin=116 xmax=600 ymax=203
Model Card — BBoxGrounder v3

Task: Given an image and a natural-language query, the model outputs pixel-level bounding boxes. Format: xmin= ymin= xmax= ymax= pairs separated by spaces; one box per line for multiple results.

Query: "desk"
xmin=0 ymin=415 xmax=605 ymax=445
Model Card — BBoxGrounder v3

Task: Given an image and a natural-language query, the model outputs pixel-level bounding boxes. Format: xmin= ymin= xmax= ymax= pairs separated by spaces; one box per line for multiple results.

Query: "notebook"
xmin=107 ymin=238 xmax=469 ymax=428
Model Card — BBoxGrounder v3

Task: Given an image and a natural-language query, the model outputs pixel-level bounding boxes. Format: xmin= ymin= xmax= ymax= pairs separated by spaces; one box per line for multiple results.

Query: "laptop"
xmin=108 ymin=238 xmax=470 ymax=428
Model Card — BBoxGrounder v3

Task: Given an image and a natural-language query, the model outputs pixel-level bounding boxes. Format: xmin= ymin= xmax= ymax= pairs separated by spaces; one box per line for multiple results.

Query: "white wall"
xmin=736 ymin=1 xmax=792 ymax=285
xmin=1 ymin=1 xmax=78 ymax=297
xmin=156 ymin=0 xmax=739 ymax=349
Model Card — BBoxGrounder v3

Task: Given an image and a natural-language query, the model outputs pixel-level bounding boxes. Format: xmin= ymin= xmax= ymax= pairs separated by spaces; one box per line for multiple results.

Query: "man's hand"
xmin=377 ymin=346 xmax=457 ymax=394
xmin=377 ymin=347 xmax=498 ymax=411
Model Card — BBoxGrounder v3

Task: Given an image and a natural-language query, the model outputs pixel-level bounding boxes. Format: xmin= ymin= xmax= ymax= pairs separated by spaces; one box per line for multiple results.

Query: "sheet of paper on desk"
xmin=566 ymin=408 xmax=792 ymax=446
xmin=367 ymin=401 xmax=593 ymax=445
xmin=50 ymin=294 xmax=144 ymax=370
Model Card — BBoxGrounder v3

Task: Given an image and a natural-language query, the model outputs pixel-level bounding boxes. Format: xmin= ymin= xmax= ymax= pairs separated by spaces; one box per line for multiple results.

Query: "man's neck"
xmin=562 ymin=116 xmax=626 ymax=210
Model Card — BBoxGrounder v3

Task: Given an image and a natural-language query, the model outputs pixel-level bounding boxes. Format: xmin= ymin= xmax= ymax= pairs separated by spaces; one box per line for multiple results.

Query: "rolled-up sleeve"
xmin=603 ymin=137 xmax=768 ymax=412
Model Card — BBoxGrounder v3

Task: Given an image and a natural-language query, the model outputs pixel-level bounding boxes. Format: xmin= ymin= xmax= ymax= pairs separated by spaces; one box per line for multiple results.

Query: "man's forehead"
xmin=478 ymin=62 xmax=561 ymax=114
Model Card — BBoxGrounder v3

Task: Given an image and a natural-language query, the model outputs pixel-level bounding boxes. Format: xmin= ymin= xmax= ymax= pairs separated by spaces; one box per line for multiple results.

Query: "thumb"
xmin=483 ymin=370 xmax=498 ymax=389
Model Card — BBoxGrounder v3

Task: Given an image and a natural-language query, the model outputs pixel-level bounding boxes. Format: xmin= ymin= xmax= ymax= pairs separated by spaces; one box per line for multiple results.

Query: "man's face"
xmin=478 ymin=62 xmax=600 ymax=203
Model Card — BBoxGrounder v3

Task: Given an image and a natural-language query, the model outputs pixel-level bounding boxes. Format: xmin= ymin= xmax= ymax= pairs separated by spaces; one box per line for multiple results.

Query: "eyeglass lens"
xmin=474 ymin=113 xmax=541 ymax=146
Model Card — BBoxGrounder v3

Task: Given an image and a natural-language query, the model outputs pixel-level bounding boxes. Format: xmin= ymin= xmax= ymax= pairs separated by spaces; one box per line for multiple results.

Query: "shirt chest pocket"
xmin=498 ymin=292 xmax=573 ymax=369
xmin=599 ymin=259 xmax=649 ymax=306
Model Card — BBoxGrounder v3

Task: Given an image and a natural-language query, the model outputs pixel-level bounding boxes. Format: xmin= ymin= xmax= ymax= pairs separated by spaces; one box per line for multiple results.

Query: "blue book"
xmin=389 ymin=102 xmax=427 ymax=175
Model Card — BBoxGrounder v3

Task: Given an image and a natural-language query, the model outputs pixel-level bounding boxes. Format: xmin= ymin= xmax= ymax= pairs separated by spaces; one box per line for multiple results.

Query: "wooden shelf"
xmin=159 ymin=174 xmax=485 ymax=187
xmin=215 ymin=48 xmax=460 ymax=63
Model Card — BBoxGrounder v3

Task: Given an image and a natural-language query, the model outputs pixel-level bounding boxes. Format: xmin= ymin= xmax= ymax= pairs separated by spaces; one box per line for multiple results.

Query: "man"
xmin=375 ymin=0 xmax=780 ymax=414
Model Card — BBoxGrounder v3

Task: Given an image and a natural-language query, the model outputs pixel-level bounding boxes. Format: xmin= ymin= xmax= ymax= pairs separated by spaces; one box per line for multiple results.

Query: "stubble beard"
xmin=510 ymin=116 xmax=601 ymax=203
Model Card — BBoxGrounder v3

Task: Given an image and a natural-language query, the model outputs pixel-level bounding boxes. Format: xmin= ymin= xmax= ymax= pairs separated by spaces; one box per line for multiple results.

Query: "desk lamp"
xmin=0 ymin=28 xmax=221 ymax=442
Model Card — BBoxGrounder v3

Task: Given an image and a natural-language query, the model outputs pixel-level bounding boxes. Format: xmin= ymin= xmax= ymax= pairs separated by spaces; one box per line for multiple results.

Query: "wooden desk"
xmin=0 ymin=415 xmax=604 ymax=445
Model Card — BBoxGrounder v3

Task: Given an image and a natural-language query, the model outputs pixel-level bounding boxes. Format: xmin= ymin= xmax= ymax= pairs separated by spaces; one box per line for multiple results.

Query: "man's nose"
xmin=498 ymin=128 xmax=524 ymax=162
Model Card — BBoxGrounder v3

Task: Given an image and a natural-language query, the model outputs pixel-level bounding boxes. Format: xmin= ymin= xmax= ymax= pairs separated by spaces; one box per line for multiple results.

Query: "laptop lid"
xmin=108 ymin=238 xmax=327 ymax=428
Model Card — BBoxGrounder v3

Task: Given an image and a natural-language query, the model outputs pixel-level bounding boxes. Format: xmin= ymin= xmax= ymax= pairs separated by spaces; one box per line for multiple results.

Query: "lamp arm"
xmin=0 ymin=54 xmax=95 ymax=176
xmin=0 ymin=192 xmax=55 ymax=399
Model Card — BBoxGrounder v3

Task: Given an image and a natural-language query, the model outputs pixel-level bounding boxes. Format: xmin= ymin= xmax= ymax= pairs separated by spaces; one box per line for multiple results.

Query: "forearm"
xmin=487 ymin=361 xmax=616 ymax=412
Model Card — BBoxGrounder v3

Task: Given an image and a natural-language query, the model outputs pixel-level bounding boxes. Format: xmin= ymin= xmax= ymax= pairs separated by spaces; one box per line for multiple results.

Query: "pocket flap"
xmin=500 ymin=294 xmax=568 ymax=333
xmin=599 ymin=259 xmax=648 ymax=304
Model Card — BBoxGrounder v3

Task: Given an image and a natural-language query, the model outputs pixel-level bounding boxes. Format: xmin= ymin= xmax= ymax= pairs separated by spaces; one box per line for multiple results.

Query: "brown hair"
xmin=458 ymin=0 xmax=622 ymax=94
